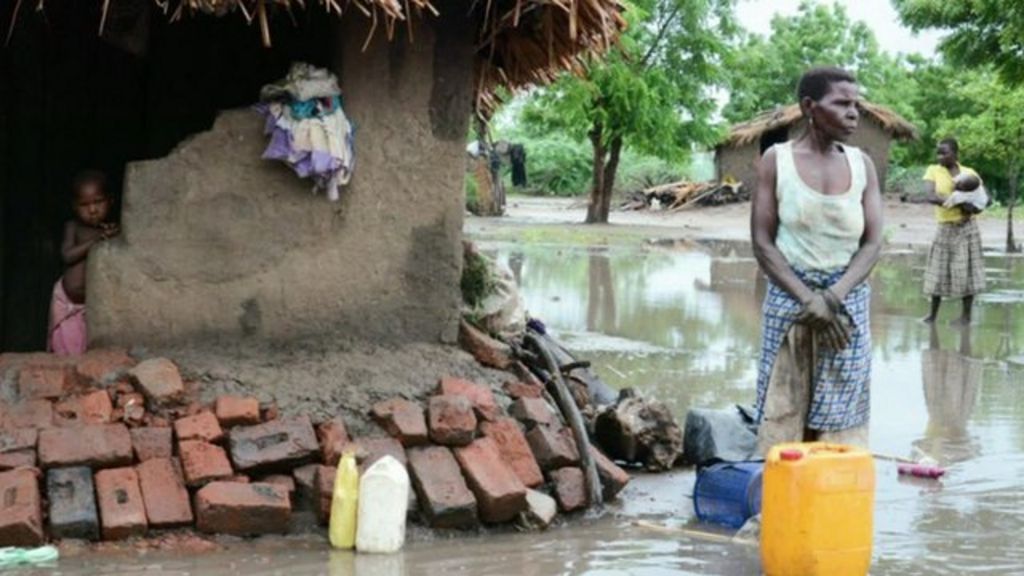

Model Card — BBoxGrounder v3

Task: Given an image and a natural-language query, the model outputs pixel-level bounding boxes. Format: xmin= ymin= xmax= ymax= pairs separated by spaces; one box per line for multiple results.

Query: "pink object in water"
xmin=897 ymin=463 xmax=946 ymax=479
xmin=48 ymin=279 xmax=87 ymax=356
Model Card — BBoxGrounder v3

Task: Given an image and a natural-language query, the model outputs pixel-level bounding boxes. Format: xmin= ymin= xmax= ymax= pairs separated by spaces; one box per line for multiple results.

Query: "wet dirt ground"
xmin=13 ymin=214 xmax=1024 ymax=575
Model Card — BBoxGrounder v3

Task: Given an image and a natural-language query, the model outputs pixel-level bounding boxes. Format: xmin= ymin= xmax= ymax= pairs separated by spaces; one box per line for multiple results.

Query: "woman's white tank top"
xmin=774 ymin=141 xmax=867 ymax=271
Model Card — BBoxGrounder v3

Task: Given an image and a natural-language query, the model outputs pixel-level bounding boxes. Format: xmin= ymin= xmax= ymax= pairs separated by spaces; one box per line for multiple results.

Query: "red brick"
xmin=481 ymin=417 xmax=543 ymax=488
xmin=428 ymin=395 xmax=477 ymax=446
xmin=194 ymin=482 xmax=290 ymax=536
xmin=458 ymin=319 xmax=513 ymax=369
xmin=47 ymin=467 xmax=100 ymax=540
xmin=260 ymin=474 xmax=296 ymax=493
xmin=0 ymin=429 xmax=37 ymax=454
xmin=292 ymin=463 xmax=319 ymax=497
xmin=353 ymin=436 xmax=408 ymax=473
xmin=175 ymin=411 xmax=224 ymax=444
xmin=510 ymin=398 xmax=557 ymax=428
xmin=130 ymin=427 xmax=173 ymax=462
xmin=227 ymin=417 xmax=319 ymax=473
xmin=591 ymin=446 xmax=630 ymax=500
xmin=226 ymin=475 xmax=251 ymax=484
xmin=137 ymin=458 xmax=193 ymax=528
xmin=316 ymin=416 xmax=350 ymax=466
xmin=54 ymin=390 xmax=113 ymax=427
xmin=130 ymin=358 xmax=185 ymax=408
xmin=370 ymin=399 xmax=428 ymax=447
xmin=95 ymin=467 xmax=148 ymax=540
xmin=261 ymin=403 xmax=280 ymax=422
xmin=526 ymin=425 xmax=580 ymax=471
xmin=214 ymin=396 xmax=261 ymax=428
xmin=75 ymin=349 xmax=135 ymax=385
xmin=503 ymin=380 xmax=544 ymax=400
xmin=0 ymin=469 xmax=44 ymax=546
xmin=0 ymin=451 xmax=37 ymax=471
xmin=1 ymin=400 xmax=53 ymax=430
xmin=510 ymin=361 xmax=545 ymax=389
xmin=438 ymin=377 xmax=501 ymax=421
xmin=0 ymin=352 xmax=70 ymax=376
xmin=18 ymin=365 xmax=70 ymax=400
xmin=407 ymin=446 xmax=478 ymax=529
xmin=179 ymin=441 xmax=233 ymax=487
xmin=549 ymin=467 xmax=587 ymax=512
xmin=313 ymin=465 xmax=336 ymax=525
xmin=453 ymin=437 xmax=527 ymax=523
xmin=38 ymin=424 xmax=133 ymax=469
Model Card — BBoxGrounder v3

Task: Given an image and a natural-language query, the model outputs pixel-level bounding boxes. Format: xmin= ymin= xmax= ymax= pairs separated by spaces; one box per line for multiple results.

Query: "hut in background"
xmin=715 ymin=102 xmax=917 ymax=195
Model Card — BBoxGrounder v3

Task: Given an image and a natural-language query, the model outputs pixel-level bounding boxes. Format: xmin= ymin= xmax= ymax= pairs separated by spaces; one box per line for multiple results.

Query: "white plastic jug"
xmin=355 ymin=456 xmax=410 ymax=553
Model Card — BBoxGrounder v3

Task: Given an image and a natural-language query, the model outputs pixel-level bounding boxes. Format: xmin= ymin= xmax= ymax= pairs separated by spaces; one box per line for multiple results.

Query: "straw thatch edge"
xmin=721 ymin=101 xmax=918 ymax=149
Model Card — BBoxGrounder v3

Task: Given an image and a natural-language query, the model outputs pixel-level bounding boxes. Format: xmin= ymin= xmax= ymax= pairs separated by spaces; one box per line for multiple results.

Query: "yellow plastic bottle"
xmin=761 ymin=442 xmax=875 ymax=576
xmin=328 ymin=451 xmax=359 ymax=549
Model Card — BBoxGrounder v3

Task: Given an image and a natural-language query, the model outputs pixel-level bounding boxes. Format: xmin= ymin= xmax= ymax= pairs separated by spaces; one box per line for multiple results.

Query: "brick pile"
xmin=0 ymin=350 xmax=631 ymax=547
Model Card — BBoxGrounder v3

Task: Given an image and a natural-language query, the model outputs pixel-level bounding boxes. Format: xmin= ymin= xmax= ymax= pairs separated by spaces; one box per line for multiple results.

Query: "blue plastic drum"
xmin=693 ymin=461 xmax=764 ymax=529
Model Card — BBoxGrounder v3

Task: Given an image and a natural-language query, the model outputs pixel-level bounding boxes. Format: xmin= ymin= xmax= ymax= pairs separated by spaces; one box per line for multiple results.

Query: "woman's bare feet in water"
xmin=950 ymin=316 xmax=972 ymax=327
xmin=922 ymin=315 xmax=937 ymax=324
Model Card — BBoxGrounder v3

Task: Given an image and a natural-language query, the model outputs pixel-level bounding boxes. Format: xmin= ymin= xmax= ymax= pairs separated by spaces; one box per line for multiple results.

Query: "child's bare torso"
xmin=62 ymin=221 xmax=104 ymax=304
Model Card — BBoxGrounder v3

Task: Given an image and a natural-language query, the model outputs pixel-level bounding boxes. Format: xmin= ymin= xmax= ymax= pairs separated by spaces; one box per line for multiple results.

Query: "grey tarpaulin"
xmin=683 ymin=406 xmax=759 ymax=466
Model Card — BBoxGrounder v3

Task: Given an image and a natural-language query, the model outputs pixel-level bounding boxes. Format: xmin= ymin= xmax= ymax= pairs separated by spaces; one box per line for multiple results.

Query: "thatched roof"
xmin=8 ymin=0 xmax=625 ymax=112
xmin=720 ymin=101 xmax=917 ymax=149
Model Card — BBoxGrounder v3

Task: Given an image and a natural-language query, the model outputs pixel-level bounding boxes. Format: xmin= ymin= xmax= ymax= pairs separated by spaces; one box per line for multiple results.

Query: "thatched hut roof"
xmin=720 ymin=101 xmax=917 ymax=149
xmin=8 ymin=0 xmax=625 ymax=112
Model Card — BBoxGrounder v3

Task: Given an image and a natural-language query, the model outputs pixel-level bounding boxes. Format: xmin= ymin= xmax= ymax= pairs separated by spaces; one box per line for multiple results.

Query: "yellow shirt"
xmin=924 ymin=164 xmax=980 ymax=223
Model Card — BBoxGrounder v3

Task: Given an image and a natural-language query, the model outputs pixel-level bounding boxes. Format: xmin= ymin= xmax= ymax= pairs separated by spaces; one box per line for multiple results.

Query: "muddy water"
xmin=15 ymin=240 xmax=1024 ymax=575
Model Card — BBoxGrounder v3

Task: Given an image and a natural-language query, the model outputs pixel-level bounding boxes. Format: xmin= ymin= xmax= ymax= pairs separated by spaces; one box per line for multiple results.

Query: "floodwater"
xmin=14 ymin=239 xmax=1024 ymax=575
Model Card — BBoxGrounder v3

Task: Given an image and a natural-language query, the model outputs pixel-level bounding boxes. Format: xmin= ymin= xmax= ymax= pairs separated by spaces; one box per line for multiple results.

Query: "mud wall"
xmin=88 ymin=10 xmax=475 ymax=347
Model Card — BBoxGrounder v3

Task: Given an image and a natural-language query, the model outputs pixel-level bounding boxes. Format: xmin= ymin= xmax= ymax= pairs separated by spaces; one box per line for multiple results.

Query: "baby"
xmin=944 ymin=173 xmax=988 ymax=214
xmin=49 ymin=171 xmax=119 ymax=355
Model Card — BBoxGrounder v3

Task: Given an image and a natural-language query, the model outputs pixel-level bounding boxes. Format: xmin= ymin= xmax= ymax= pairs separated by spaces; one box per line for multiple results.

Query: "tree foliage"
xmin=894 ymin=0 xmax=1024 ymax=85
xmin=521 ymin=0 xmax=736 ymax=223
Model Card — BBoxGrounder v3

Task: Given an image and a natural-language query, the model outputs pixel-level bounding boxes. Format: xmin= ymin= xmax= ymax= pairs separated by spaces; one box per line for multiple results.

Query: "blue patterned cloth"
xmin=755 ymin=268 xmax=871 ymax=431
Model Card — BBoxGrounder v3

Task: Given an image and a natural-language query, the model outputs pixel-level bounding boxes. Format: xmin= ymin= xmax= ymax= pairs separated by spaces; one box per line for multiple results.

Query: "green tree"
xmin=521 ymin=0 xmax=736 ymax=224
xmin=938 ymin=75 xmax=1024 ymax=252
xmin=722 ymin=1 xmax=916 ymax=124
xmin=894 ymin=0 xmax=1024 ymax=85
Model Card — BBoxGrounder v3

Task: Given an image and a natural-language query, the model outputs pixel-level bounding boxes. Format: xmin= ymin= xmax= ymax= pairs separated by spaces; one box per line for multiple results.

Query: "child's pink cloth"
xmin=48 ymin=279 xmax=86 ymax=356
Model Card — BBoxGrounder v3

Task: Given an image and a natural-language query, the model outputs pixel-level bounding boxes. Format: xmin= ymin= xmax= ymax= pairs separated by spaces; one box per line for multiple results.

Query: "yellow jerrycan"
xmin=328 ymin=451 xmax=359 ymax=549
xmin=762 ymin=442 xmax=875 ymax=576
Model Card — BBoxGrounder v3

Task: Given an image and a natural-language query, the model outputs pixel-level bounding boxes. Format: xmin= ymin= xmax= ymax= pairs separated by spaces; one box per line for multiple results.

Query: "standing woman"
xmin=921 ymin=139 xmax=986 ymax=326
xmin=751 ymin=67 xmax=884 ymax=453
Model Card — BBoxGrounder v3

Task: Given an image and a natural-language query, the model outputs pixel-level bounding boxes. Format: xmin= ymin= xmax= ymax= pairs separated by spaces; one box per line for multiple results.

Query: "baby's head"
xmin=71 ymin=170 xmax=111 ymax=227
xmin=954 ymin=173 xmax=981 ymax=192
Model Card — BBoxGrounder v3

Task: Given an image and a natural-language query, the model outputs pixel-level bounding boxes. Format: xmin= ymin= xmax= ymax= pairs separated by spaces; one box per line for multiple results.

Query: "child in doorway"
xmin=49 ymin=171 xmax=119 ymax=355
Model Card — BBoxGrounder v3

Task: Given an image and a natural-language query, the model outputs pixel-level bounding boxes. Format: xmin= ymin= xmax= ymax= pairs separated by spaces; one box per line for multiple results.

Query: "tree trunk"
xmin=597 ymin=136 xmax=624 ymax=223
xmin=586 ymin=122 xmax=607 ymax=224
xmin=1008 ymin=167 xmax=1020 ymax=253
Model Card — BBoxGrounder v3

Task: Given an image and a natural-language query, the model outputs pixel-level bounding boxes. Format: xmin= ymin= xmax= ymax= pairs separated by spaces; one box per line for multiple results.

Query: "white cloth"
xmin=774 ymin=141 xmax=867 ymax=271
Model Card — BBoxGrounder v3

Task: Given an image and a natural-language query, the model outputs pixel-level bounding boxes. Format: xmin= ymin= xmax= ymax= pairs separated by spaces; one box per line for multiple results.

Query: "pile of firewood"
xmin=619 ymin=179 xmax=747 ymax=212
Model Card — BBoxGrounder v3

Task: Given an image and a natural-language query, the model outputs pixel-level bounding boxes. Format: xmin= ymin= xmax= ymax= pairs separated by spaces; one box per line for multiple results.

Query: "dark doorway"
xmin=759 ymin=126 xmax=789 ymax=155
xmin=0 ymin=4 xmax=331 ymax=351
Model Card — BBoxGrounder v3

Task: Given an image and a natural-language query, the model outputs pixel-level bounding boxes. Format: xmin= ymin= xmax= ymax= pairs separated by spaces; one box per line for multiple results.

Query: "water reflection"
xmin=916 ymin=326 xmax=982 ymax=465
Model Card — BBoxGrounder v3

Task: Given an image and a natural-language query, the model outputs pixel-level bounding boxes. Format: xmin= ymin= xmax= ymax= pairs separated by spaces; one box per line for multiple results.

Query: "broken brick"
xmin=130 ymin=358 xmax=185 ymax=408
xmin=591 ymin=446 xmax=630 ymax=500
xmin=18 ymin=365 xmax=70 ymax=400
xmin=130 ymin=427 xmax=173 ymax=462
xmin=428 ymin=395 xmax=477 ymax=446
xmin=214 ymin=396 xmax=261 ymax=428
xmin=175 ymin=411 xmax=224 ymax=444
xmin=228 ymin=417 xmax=319 ymax=473
xmin=0 ymin=468 xmax=44 ymax=546
xmin=503 ymin=380 xmax=544 ymax=400
xmin=1 ymin=400 xmax=53 ymax=430
xmin=95 ymin=467 xmax=148 ymax=540
xmin=353 ymin=436 xmax=407 ymax=473
xmin=194 ymin=482 xmax=291 ymax=536
xmin=75 ymin=349 xmax=135 ymax=386
xmin=370 ymin=399 xmax=429 ymax=447
xmin=458 ymin=319 xmax=513 ymax=369
xmin=260 ymin=474 xmax=296 ymax=494
xmin=453 ymin=437 xmax=527 ymax=523
xmin=47 ymin=467 xmax=100 ymax=540
xmin=261 ymin=403 xmax=280 ymax=422
xmin=316 ymin=416 xmax=350 ymax=466
xmin=481 ymin=417 xmax=544 ymax=488
xmin=54 ymin=390 xmax=113 ymax=427
xmin=226 ymin=475 xmax=251 ymax=484
xmin=137 ymin=458 xmax=193 ymax=528
xmin=313 ymin=465 xmax=336 ymax=525
xmin=526 ymin=425 xmax=580 ymax=471
xmin=293 ymin=463 xmax=319 ymax=496
xmin=438 ymin=377 xmax=501 ymax=421
xmin=549 ymin=467 xmax=587 ymax=512
xmin=0 ymin=429 xmax=37 ymax=454
xmin=519 ymin=489 xmax=557 ymax=530
xmin=510 ymin=397 xmax=557 ymax=428
xmin=179 ymin=441 xmax=233 ymax=487
xmin=407 ymin=446 xmax=477 ymax=529
xmin=38 ymin=424 xmax=133 ymax=469
xmin=0 ymin=451 xmax=36 ymax=471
